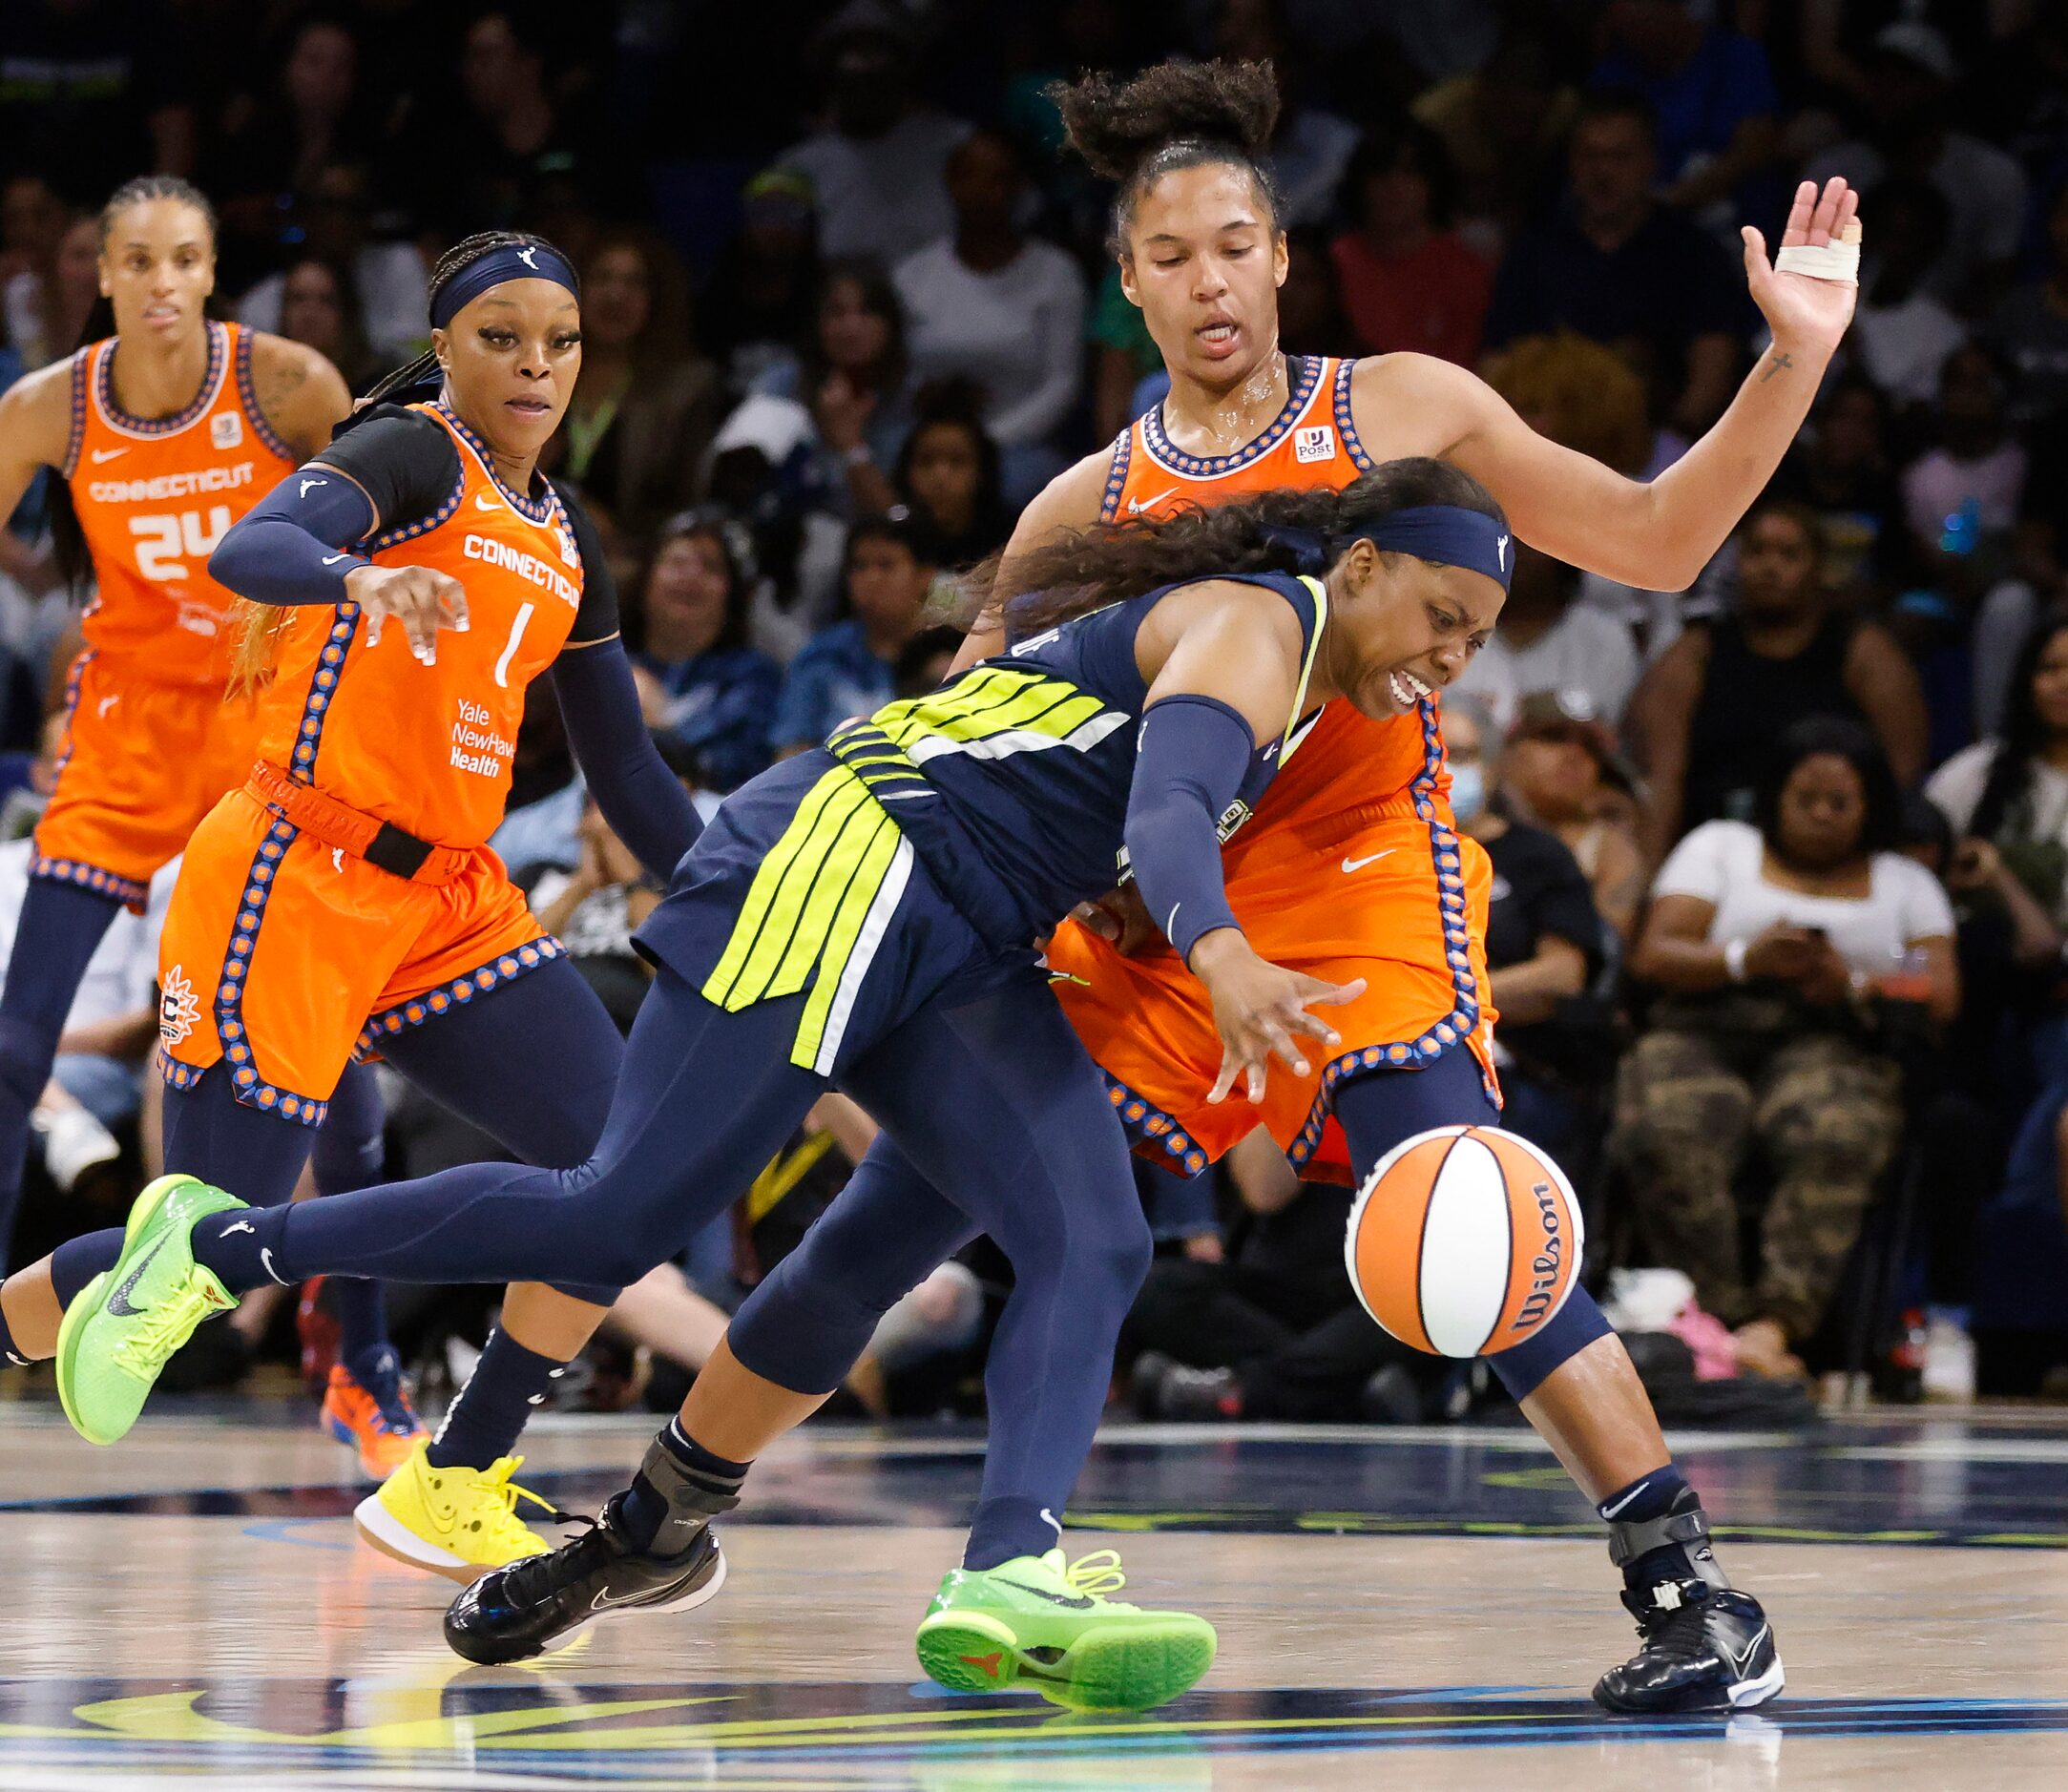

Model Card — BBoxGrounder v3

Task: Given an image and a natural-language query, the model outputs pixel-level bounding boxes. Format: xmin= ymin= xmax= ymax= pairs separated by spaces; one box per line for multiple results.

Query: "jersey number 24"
xmin=130 ymin=507 xmax=232 ymax=582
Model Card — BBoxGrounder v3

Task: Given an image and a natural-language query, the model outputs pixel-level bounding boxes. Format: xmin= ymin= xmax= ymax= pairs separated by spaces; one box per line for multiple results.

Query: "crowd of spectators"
xmin=5 ymin=0 xmax=2068 ymax=1417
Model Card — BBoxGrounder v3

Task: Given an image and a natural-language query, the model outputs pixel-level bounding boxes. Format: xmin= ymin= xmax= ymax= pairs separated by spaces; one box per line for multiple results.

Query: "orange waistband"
xmin=246 ymin=761 xmax=472 ymax=886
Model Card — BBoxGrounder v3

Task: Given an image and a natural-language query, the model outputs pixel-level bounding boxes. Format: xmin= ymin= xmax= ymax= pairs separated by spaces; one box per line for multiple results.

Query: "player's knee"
xmin=1075 ymin=1204 xmax=1154 ymax=1304
xmin=1485 ymin=1281 xmax=1614 ymax=1402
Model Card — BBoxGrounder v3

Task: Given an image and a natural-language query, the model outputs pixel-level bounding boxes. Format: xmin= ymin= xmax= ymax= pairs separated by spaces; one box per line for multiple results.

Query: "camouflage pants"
xmin=1612 ymin=1027 xmax=1903 ymax=1341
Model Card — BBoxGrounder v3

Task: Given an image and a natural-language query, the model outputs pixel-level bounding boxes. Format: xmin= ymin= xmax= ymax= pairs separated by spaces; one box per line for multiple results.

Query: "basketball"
xmin=1344 ymin=1125 xmax=1585 ymax=1359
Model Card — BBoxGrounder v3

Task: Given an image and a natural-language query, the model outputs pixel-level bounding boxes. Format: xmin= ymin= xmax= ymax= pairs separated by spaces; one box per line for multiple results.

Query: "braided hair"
xmin=971 ymin=458 xmax=1504 ymax=637
xmin=1052 ymin=59 xmax=1285 ymax=258
xmin=49 ymin=176 xmax=221 ymax=594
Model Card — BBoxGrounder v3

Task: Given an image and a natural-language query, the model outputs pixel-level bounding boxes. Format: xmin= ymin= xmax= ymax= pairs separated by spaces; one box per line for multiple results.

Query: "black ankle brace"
xmin=1607 ymin=1495 xmax=1731 ymax=1610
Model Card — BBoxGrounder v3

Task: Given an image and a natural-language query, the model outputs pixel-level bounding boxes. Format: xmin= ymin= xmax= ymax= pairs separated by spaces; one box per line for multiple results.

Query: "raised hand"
xmin=1192 ymin=928 xmax=1366 ymax=1104
xmin=1742 ymin=177 xmax=1862 ymax=359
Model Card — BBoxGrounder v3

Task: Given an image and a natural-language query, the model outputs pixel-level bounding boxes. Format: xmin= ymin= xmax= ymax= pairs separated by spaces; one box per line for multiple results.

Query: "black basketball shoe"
xmin=1593 ymin=1495 xmax=1784 ymax=1712
xmin=445 ymin=1430 xmax=737 ymax=1664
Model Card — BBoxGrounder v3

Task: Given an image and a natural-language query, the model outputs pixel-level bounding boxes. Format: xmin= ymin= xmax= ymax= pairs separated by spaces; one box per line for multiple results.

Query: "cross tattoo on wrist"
xmin=1760 ymin=351 xmax=1794 ymax=383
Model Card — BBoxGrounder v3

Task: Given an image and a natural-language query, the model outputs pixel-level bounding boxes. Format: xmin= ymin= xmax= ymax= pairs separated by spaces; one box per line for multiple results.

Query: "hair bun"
xmin=1054 ymin=59 xmax=1280 ymax=182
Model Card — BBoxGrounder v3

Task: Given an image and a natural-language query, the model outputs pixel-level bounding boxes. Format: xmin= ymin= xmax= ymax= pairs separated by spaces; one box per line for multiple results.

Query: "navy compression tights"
xmin=88 ymin=961 xmax=1152 ymax=1563
xmin=728 ymin=1045 xmax=1611 ymax=1410
xmin=51 ymin=952 xmax=626 ymax=1308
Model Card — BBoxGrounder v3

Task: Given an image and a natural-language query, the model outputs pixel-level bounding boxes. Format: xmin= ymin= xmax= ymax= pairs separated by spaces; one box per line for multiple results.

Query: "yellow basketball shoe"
xmin=354 ymin=1439 xmax=557 ymax=1582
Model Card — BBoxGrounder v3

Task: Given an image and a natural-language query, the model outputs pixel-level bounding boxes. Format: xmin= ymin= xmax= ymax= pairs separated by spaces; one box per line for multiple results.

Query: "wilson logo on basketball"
xmin=1510 ymin=1181 xmax=1565 ymax=1335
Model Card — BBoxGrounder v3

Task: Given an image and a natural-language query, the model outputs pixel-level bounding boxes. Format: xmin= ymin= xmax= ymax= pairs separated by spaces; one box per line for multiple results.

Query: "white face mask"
xmin=1449 ymin=761 xmax=1486 ymax=823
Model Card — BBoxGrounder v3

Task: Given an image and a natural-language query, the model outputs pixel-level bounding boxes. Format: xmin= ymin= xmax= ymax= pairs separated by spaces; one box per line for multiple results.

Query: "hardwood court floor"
xmin=1 ymin=1399 xmax=2066 ymax=1788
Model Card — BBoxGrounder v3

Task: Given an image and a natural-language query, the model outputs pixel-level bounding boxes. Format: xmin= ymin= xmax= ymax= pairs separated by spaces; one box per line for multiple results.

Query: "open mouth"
xmin=1196 ymin=319 xmax=1239 ymax=357
xmin=506 ymin=396 xmax=552 ymax=416
xmin=1388 ymin=669 xmax=1434 ymax=709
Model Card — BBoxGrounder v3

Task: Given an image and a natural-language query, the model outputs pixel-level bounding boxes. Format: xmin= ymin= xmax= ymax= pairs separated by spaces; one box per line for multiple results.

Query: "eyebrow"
xmin=118 ymin=240 xmax=206 ymax=252
xmin=474 ymin=297 xmax=581 ymax=313
xmin=1140 ymin=217 xmax=1263 ymax=246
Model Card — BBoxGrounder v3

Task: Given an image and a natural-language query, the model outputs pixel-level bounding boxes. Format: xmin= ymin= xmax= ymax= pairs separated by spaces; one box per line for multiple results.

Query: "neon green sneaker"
xmin=915 ymin=1548 xmax=1216 ymax=1712
xmin=56 ymin=1174 xmax=248 ymax=1446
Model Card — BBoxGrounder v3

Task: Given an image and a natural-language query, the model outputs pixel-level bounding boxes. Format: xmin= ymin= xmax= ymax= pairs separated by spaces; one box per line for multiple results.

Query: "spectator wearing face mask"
xmin=1501 ymin=691 xmax=1649 ymax=946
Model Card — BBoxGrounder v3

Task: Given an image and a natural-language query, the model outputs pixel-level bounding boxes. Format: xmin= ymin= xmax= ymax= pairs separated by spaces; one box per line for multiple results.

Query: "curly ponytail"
xmin=979 ymin=458 xmax=1505 ymax=637
xmin=1053 ymin=59 xmax=1284 ymax=257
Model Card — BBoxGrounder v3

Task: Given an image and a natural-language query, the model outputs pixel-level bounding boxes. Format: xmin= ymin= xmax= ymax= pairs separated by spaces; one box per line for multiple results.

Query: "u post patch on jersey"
xmin=1293 ymin=425 xmax=1336 ymax=464
xmin=211 ymin=410 xmax=243 ymax=450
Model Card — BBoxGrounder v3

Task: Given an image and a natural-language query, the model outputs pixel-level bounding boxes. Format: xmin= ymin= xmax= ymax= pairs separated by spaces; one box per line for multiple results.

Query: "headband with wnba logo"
xmin=1260 ymin=505 xmax=1514 ymax=592
xmin=429 ymin=240 xmax=581 ymax=329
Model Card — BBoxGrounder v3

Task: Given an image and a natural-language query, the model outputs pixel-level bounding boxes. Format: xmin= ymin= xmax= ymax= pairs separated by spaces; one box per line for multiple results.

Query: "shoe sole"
xmin=54 ymin=1175 xmax=204 ymax=1446
xmin=354 ymin=1491 xmax=512 ymax=1585
xmin=1730 ymin=1657 xmax=1786 ymax=1709
xmin=916 ymin=1614 xmax=1217 ymax=1712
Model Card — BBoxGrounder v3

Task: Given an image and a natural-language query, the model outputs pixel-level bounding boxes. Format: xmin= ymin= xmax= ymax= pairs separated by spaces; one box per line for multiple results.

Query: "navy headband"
xmin=1262 ymin=505 xmax=1513 ymax=592
xmin=430 ymin=240 xmax=581 ymax=330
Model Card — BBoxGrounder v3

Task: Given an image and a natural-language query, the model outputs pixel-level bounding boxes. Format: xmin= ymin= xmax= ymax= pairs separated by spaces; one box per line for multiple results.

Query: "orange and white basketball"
xmin=1344 ymin=1125 xmax=1584 ymax=1358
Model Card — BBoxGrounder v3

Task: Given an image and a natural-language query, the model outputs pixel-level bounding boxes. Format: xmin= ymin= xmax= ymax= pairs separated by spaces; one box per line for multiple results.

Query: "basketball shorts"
xmin=1046 ymin=798 xmax=1498 ymax=1185
xmin=31 ymin=653 xmax=265 ymax=910
xmin=157 ymin=787 xmax=561 ymax=1126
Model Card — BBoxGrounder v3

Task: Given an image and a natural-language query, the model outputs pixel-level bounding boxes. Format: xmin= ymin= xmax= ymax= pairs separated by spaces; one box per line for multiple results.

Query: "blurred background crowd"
xmin=4 ymin=0 xmax=2068 ymax=1427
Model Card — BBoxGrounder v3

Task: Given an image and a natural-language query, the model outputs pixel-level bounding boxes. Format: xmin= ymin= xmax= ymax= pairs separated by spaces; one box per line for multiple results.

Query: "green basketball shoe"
xmin=56 ymin=1174 xmax=248 ymax=1446
xmin=915 ymin=1547 xmax=1216 ymax=1711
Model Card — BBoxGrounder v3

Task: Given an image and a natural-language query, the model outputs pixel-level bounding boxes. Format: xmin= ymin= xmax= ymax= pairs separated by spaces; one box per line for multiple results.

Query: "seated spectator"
xmin=745 ymin=259 xmax=914 ymax=521
xmin=1328 ymin=117 xmax=1491 ymax=366
xmin=696 ymin=434 xmax=849 ymax=666
xmin=1452 ymin=542 xmax=1641 ymax=730
xmin=206 ymin=16 xmax=373 ymax=292
xmin=1928 ymin=608 xmax=2068 ymax=975
xmin=271 ymin=256 xmax=377 ymax=392
xmin=1804 ymin=23 xmax=2028 ymax=311
xmin=893 ymin=625 xmax=963 ymax=699
xmin=1849 ymin=177 xmax=1967 ymax=409
xmin=1482 ymin=91 xmax=1743 ymax=438
xmin=1446 ymin=698 xmax=1611 ymax=1165
xmin=893 ymin=130 xmax=1086 ymax=506
xmin=1413 ymin=25 xmax=1578 ymax=243
xmin=1987 ymin=184 xmax=2068 ymax=427
xmin=1775 ymin=373 xmax=1903 ymax=602
xmin=1 ymin=206 xmax=94 ymax=379
xmin=628 ymin=516 xmax=781 ymax=795
xmin=1901 ymin=344 xmax=2029 ymax=573
xmin=1627 ymin=499 xmax=1928 ymax=865
xmin=1498 ymin=691 xmax=1649 ymax=946
xmin=1478 ymin=330 xmax=1688 ymax=656
xmin=0 ymin=177 xmax=73 ymax=370
xmin=770 ymin=514 xmax=936 ymax=755
xmin=700 ymin=169 xmax=820 ymax=396
xmin=541 ymin=229 xmax=722 ymax=542
xmin=234 ymin=162 xmax=428 ymax=364
xmin=774 ymin=6 xmax=972 ymax=265
xmin=1615 ymin=719 xmax=1958 ymax=1377
xmin=1590 ymin=0 xmax=1782 ymax=220
xmin=894 ymin=387 xmax=1010 ymax=569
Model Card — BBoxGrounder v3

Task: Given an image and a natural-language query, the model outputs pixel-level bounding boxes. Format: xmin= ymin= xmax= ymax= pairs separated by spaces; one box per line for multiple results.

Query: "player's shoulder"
xmin=242 ymin=331 xmax=351 ymax=449
xmin=0 ymin=354 xmax=81 ymax=465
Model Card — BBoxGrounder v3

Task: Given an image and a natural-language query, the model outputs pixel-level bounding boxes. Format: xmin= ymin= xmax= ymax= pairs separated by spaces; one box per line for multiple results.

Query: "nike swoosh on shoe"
xmin=106 ymin=1237 xmax=171 ymax=1317
xmin=992 ymin=1579 xmax=1095 ymax=1610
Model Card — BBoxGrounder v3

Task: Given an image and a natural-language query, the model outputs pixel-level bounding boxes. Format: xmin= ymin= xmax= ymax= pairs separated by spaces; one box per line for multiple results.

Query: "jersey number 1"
xmin=493 ymin=602 xmax=535 ymax=688
xmin=131 ymin=507 xmax=233 ymax=582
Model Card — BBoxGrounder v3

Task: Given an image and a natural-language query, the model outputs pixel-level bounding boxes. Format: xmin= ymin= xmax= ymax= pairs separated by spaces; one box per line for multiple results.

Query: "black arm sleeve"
xmin=549 ymin=487 xmax=699 ymax=884
xmin=305 ymin=406 xmax=462 ymax=539
xmin=555 ymin=488 xmax=621 ymax=645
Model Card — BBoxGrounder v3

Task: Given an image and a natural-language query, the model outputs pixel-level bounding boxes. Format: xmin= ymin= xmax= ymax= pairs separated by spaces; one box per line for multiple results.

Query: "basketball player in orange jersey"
xmin=0 ymin=227 xmax=704 ymax=1562
xmin=0 ymin=175 xmax=422 ymax=1472
xmin=599 ymin=61 xmax=1861 ymax=1712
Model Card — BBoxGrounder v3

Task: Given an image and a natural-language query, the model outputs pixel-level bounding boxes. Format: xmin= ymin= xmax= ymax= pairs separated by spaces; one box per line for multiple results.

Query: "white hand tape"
xmin=1774 ymin=238 xmax=1860 ymax=284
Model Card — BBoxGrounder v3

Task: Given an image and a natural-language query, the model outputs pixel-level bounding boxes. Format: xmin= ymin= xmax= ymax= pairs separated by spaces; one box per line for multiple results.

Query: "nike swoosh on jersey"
xmin=322 ymin=553 xmax=350 ymax=565
xmin=992 ymin=1578 xmax=1095 ymax=1610
xmin=90 ymin=448 xmax=128 ymax=464
xmin=106 ymin=1235 xmax=171 ymax=1317
xmin=1126 ymin=489 xmax=1180 ymax=514
xmin=1340 ymin=849 xmax=1396 ymax=873
xmin=475 ymin=492 xmax=503 ymax=511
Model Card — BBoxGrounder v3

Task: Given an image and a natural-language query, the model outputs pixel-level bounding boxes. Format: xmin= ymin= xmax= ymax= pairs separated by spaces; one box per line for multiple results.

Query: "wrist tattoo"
xmin=1759 ymin=351 xmax=1793 ymax=384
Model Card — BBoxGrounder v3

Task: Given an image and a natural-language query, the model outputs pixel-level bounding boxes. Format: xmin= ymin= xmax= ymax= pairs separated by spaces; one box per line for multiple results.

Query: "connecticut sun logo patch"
xmin=158 ymin=965 xmax=201 ymax=1046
